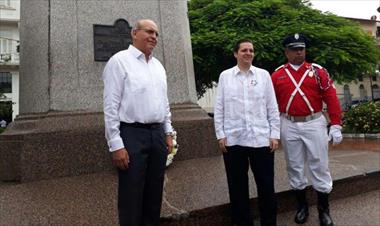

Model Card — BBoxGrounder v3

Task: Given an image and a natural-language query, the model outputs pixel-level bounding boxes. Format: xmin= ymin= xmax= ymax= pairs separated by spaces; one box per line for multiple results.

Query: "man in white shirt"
xmin=102 ymin=19 xmax=173 ymax=226
xmin=214 ymin=39 xmax=280 ymax=226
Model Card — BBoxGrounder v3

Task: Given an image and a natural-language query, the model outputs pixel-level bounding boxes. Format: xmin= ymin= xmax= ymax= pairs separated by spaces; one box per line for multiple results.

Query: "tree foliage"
xmin=0 ymin=101 xmax=12 ymax=122
xmin=189 ymin=0 xmax=380 ymax=98
xmin=0 ymin=92 xmax=12 ymax=123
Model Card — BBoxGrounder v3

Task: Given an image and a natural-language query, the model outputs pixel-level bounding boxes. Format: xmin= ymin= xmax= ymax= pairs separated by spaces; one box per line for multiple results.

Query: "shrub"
xmin=0 ymin=101 xmax=12 ymax=122
xmin=343 ymin=101 xmax=380 ymax=133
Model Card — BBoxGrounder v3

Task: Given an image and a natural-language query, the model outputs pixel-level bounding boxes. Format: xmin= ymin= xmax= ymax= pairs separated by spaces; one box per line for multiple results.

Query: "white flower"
xmin=166 ymin=130 xmax=179 ymax=167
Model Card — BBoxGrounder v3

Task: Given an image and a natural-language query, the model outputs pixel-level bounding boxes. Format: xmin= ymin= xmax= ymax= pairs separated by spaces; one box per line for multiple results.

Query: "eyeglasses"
xmin=136 ymin=28 xmax=159 ymax=37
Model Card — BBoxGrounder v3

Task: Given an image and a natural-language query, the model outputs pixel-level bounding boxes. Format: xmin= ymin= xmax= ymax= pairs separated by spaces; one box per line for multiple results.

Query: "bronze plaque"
xmin=93 ymin=19 xmax=132 ymax=61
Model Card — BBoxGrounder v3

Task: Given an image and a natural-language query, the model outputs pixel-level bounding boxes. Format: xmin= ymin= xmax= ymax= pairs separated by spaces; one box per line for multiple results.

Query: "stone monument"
xmin=0 ymin=0 xmax=217 ymax=182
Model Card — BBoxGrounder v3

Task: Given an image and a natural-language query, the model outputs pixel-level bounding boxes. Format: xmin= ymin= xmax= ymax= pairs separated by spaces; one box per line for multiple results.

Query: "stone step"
xmin=160 ymin=149 xmax=380 ymax=225
xmin=0 ymin=148 xmax=379 ymax=226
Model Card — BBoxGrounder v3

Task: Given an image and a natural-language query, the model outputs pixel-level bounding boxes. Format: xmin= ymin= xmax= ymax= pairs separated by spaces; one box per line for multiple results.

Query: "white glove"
xmin=328 ymin=125 xmax=343 ymax=145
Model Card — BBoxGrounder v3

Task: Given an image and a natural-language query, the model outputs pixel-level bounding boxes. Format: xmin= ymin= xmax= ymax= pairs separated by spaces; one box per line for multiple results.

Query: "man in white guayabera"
xmin=214 ymin=39 xmax=280 ymax=226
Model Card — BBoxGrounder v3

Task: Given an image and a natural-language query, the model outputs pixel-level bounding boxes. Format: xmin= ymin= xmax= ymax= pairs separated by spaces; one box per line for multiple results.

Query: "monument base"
xmin=0 ymin=111 xmax=111 ymax=182
xmin=171 ymin=103 xmax=219 ymax=161
xmin=0 ymin=103 xmax=218 ymax=182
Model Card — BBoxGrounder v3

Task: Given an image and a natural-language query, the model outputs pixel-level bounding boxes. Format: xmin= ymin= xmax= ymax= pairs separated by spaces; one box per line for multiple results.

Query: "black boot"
xmin=294 ymin=189 xmax=309 ymax=224
xmin=317 ymin=191 xmax=334 ymax=226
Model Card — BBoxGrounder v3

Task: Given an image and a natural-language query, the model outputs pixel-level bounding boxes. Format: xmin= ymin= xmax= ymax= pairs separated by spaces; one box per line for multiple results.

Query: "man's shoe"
xmin=318 ymin=207 xmax=334 ymax=226
xmin=294 ymin=204 xmax=309 ymax=224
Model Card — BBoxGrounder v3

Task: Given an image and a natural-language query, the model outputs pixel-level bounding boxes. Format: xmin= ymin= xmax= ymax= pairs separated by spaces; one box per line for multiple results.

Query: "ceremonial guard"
xmin=271 ymin=33 xmax=343 ymax=226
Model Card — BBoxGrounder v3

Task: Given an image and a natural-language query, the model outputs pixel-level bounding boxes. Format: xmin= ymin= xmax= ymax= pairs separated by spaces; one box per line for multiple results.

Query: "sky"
xmin=309 ymin=0 xmax=380 ymax=20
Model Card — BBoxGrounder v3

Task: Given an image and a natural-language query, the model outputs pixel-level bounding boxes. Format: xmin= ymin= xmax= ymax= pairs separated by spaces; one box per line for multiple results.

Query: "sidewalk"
xmin=274 ymin=189 xmax=380 ymax=226
xmin=0 ymin=139 xmax=379 ymax=226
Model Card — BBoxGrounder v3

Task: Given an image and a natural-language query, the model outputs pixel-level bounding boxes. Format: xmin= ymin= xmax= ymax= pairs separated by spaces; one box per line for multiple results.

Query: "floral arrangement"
xmin=166 ymin=130 xmax=179 ymax=167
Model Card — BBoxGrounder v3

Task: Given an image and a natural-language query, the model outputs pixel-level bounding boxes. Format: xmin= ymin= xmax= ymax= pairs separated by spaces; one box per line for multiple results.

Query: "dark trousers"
xmin=223 ymin=146 xmax=277 ymax=226
xmin=118 ymin=123 xmax=167 ymax=226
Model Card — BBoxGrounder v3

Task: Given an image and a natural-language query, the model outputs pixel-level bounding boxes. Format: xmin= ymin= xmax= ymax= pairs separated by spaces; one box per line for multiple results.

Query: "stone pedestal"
xmin=0 ymin=104 xmax=218 ymax=182
xmin=171 ymin=104 xmax=219 ymax=161
xmin=0 ymin=0 xmax=218 ymax=182
xmin=0 ymin=112 xmax=110 ymax=182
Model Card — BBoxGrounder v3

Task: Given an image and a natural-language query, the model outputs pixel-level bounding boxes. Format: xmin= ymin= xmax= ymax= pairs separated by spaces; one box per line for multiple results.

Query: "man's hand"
xmin=218 ymin=138 xmax=227 ymax=153
xmin=269 ymin=138 xmax=279 ymax=152
xmin=328 ymin=125 xmax=343 ymax=146
xmin=166 ymin=135 xmax=174 ymax=154
xmin=112 ymin=148 xmax=130 ymax=170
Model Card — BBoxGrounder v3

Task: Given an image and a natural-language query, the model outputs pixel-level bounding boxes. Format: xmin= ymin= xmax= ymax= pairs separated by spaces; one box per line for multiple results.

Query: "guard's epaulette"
xmin=311 ymin=63 xmax=323 ymax=69
xmin=275 ymin=64 xmax=285 ymax=71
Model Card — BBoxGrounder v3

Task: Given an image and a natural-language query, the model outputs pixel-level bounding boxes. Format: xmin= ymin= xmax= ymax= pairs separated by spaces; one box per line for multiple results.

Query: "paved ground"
xmin=0 ymin=138 xmax=379 ymax=226
xmin=274 ymin=189 xmax=380 ymax=226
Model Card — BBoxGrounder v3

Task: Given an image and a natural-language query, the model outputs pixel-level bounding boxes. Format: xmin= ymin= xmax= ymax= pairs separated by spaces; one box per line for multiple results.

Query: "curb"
xmin=160 ymin=171 xmax=380 ymax=225
xmin=343 ymin=133 xmax=380 ymax=139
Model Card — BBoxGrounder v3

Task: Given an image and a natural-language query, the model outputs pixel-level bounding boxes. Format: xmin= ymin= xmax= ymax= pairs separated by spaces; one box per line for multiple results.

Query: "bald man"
xmin=103 ymin=19 xmax=174 ymax=226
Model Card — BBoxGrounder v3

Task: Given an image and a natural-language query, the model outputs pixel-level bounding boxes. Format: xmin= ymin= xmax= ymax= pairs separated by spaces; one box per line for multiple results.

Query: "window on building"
xmin=358 ymin=75 xmax=363 ymax=82
xmin=373 ymin=84 xmax=380 ymax=100
xmin=359 ymin=84 xmax=367 ymax=100
xmin=372 ymin=76 xmax=377 ymax=82
xmin=343 ymin=85 xmax=351 ymax=106
xmin=0 ymin=72 xmax=12 ymax=94
xmin=0 ymin=0 xmax=11 ymax=7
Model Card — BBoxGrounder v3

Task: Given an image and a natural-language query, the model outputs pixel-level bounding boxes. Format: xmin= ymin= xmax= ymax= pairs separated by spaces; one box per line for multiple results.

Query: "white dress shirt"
xmin=103 ymin=45 xmax=173 ymax=152
xmin=214 ymin=65 xmax=280 ymax=148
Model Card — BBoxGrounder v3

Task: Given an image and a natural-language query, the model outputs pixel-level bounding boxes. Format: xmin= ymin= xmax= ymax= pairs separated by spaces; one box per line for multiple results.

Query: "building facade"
xmin=0 ymin=0 xmax=20 ymax=121
xmin=335 ymin=17 xmax=380 ymax=111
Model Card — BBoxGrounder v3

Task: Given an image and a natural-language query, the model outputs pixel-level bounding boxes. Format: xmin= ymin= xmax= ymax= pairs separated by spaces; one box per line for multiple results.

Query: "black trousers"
xmin=118 ymin=123 xmax=167 ymax=226
xmin=223 ymin=146 xmax=277 ymax=226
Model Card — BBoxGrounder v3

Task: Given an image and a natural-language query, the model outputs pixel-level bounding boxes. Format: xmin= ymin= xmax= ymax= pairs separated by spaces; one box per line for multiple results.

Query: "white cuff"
xmin=108 ymin=137 xmax=124 ymax=152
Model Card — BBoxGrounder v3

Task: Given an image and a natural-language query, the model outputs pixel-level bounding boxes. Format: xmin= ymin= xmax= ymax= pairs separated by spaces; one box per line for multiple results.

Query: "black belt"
xmin=120 ymin=122 xmax=162 ymax=129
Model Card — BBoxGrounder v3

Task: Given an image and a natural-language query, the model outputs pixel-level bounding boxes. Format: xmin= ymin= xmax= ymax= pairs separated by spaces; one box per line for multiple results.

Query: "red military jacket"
xmin=271 ymin=62 xmax=342 ymax=125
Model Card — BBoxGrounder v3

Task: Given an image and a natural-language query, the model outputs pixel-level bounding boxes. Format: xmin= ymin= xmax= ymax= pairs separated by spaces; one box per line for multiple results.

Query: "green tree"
xmin=0 ymin=92 xmax=12 ymax=123
xmin=189 ymin=0 xmax=380 ymax=97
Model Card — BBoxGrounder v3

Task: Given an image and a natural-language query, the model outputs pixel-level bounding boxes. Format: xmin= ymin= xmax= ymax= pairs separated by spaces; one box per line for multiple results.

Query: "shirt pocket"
xmin=248 ymin=86 xmax=267 ymax=118
xmin=252 ymin=119 xmax=270 ymax=137
xmin=225 ymin=94 xmax=241 ymax=120
xmin=224 ymin=119 xmax=244 ymax=139
xmin=152 ymin=72 xmax=167 ymax=96
xmin=127 ymin=73 xmax=149 ymax=94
